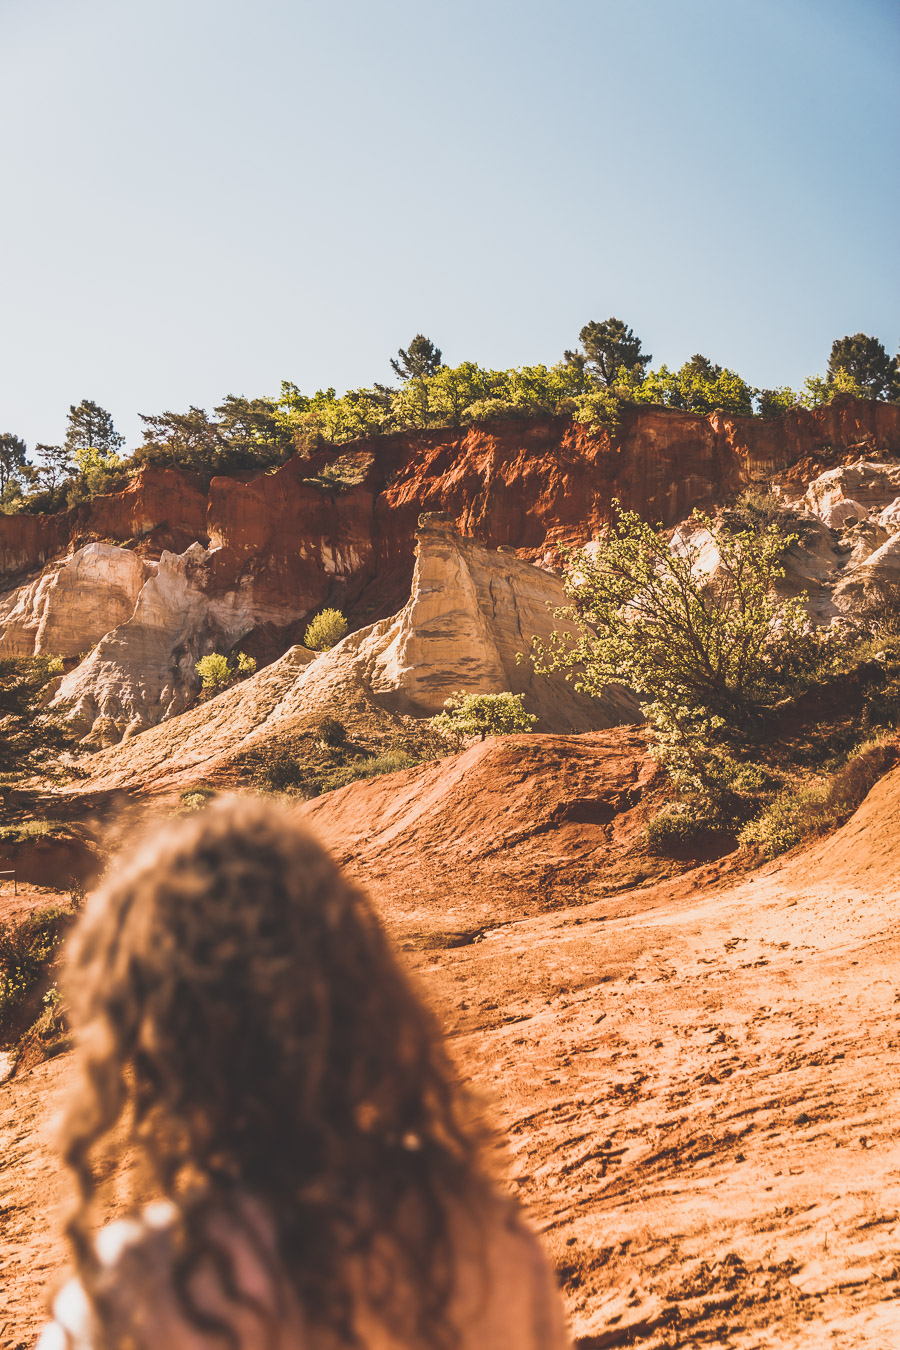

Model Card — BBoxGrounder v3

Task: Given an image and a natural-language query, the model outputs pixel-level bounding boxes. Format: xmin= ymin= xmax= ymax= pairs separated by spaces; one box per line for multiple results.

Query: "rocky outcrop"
xmin=200 ymin=397 xmax=900 ymax=628
xmin=73 ymin=521 xmax=640 ymax=788
xmin=802 ymin=461 xmax=900 ymax=530
xmin=0 ymin=544 xmax=148 ymax=658
xmin=0 ymin=467 xmax=208 ymax=581
xmin=5 ymin=398 xmax=900 ymax=747
xmin=51 ymin=544 xmax=258 ymax=744
xmin=344 ymin=514 xmax=637 ymax=726
xmin=6 ymin=397 xmax=895 ymax=614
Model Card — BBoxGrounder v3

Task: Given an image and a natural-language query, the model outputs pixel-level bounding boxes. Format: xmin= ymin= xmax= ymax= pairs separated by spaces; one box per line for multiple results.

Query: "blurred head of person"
xmin=62 ymin=796 xmax=489 ymax=1348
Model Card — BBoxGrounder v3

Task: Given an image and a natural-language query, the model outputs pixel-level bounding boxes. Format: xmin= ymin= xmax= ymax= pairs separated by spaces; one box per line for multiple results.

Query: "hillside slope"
xmin=4 ymin=752 xmax=900 ymax=1347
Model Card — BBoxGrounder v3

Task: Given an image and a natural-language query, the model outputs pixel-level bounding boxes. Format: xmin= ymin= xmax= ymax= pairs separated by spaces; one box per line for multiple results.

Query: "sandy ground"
xmin=2 ymin=763 xmax=900 ymax=1347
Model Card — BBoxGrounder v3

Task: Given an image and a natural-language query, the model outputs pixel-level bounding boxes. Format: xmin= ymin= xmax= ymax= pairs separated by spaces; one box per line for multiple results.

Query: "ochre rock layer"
xmin=3 ymin=399 xmax=898 ymax=632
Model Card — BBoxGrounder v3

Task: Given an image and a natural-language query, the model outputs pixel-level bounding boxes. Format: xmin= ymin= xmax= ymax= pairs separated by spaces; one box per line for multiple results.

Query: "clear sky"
xmin=1 ymin=0 xmax=898 ymax=453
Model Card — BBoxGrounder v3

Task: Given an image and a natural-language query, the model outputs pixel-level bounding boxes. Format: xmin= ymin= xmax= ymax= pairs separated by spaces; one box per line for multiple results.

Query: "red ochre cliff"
xmin=3 ymin=397 xmax=899 ymax=634
xmin=0 ymin=467 xmax=208 ymax=579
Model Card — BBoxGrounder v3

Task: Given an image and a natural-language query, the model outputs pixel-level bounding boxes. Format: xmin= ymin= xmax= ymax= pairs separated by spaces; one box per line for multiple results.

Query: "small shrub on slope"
xmin=739 ymin=736 xmax=898 ymax=859
xmin=0 ymin=906 xmax=75 ymax=1045
xmin=304 ymin=609 xmax=349 ymax=652
xmin=196 ymin=653 xmax=231 ymax=690
xmin=430 ymin=691 xmax=537 ymax=742
xmin=195 ymin=651 xmax=257 ymax=693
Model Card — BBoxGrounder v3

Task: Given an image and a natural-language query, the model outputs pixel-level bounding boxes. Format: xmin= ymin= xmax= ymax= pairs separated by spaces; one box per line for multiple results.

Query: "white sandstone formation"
xmin=52 ymin=543 xmax=257 ymax=745
xmin=343 ymin=514 xmax=638 ymax=727
xmin=0 ymin=544 xmax=148 ymax=658
xmin=802 ymin=461 xmax=900 ymax=529
xmin=76 ymin=521 xmax=640 ymax=792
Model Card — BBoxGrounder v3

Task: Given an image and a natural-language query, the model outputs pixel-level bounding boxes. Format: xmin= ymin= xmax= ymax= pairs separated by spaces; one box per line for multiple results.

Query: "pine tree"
xmin=390 ymin=335 xmax=443 ymax=381
xmin=827 ymin=334 xmax=896 ymax=401
xmin=64 ymin=400 xmax=124 ymax=457
xmin=566 ymin=318 xmax=651 ymax=386
xmin=0 ymin=434 xmax=28 ymax=494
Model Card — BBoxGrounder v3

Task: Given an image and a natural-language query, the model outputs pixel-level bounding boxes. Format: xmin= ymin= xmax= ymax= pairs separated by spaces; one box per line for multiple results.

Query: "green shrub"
xmin=257 ymin=745 xmax=417 ymax=798
xmin=732 ymin=487 xmax=782 ymax=528
xmin=319 ymin=749 xmax=415 ymax=792
xmin=196 ymin=653 xmax=231 ymax=689
xmin=531 ymin=504 xmax=832 ymax=807
xmin=571 ymin=387 xmax=621 ymax=433
xmin=0 ymin=906 xmax=75 ymax=1044
xmin=317 ymin=716 xmax=347 ymax=747
xmin=431 ymin=691 xmax=537 ymax=742
xmin=0 ymin=818 xmax=53 ymax=842
xmin=196 ymin=650 xmax=257 ymax=692
xmin=740 ymin=737 xmax=898 ymax=858
xmin=178 ymin=784 xmax=217 ymax=813
xmin=304 ymin=609 xmax=349 ymax=652
xmin=645 ymin=803 xmax=730 ymax=854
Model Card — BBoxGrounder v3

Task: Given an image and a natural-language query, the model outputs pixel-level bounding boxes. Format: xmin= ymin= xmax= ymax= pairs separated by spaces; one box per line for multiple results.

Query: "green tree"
xmin=828 ymin=333 xmax=896 ymax=401
xmin=304 ymin=608 xmax=349 ymax=651
xmin=213 ymin=394 xmax=296 ymax=466
xmin=755 ymin=387 xmax=798 ymax=418
xmin=65 ymin=400 xmax=124 ymax=458
xmin=430 ymin=691 xmax=537 ymax=741
xmin=566 ymin=318 xmax=652 ymax=387
xmin=800 ymin=368 xmax=864 ymax=408
xmin=137 ymin=406 xmax=220 ymax=469
xmin=390 ymin=334 xmax=443 ymax=381
xmin=64 ymin=400 xmax=124 ymax=496
xmin=34 ymin=443 xmax=76 ymax=494
xmin=530 ymin=506 xmax=825 ymax=802
xmin=0 ymin=434 xmax=28 ymax=495
xmin=622 ymin=358 xmax=754 ymax=417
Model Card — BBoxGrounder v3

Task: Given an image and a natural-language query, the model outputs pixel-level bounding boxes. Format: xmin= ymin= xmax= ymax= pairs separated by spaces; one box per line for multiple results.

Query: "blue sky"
xmin=1 ymin=0 xmax=898 ymax=452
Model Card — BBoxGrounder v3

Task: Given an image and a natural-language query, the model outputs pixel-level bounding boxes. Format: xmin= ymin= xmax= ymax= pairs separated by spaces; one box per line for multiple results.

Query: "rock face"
xmin=51 ymin=544 xmax=258 ymax=744
xmin=74 ymin=522 xmax=640 ymax=788
xmin=203 ymin=396 xmax=900 ymax=626
xmin=3 ymin=397 xmax=899 ymax=747
xmin=0 ymin=467 xmax=208 ymax=581
xmin=0 ymin=544 xmax=148 ymax=658
xmin=345 ymin=514 xmax=637 ymax=726
xmin=2 ymin=398 xmax=898 ymax=612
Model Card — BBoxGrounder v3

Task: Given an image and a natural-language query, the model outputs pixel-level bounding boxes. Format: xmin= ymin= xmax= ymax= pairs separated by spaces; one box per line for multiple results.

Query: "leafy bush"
xmin=430 ymin=691 xmax=537 ymax=742
xmin=195 ymin=651 xmax=257 ymax=692
xmin=257 ymin=745 xmax=416 ymax=798
xmin=0 ymin=818 xmax=54 ymax=841
xmin=178 ymin=784 xmax=217 ymax=813
xmin=196 ymin=653 xmax=231 ymax=689
xmin=571 ymin=387 xmax=621 ymax=432
xmin=732 ymin=487 xmax=783 ymax=528
xmin=319 ymin=749 xmax=415 ymax=792
xmin=645 ymin=803 xmax=731 ymax=853
xmin=0 ymin=906 xmax=75 ymax=1044
xmin=259 ymin=752 xmax=309 ymax=794
xmin=739 ymin=737 xmax=898 ymax=858
xmin=304 ymin=609 xmax=349 ymax=652
xmin=317 ymin=716 xmax=347 ymax=747
xmin=0 ymin=655 xmax=71 ymax=784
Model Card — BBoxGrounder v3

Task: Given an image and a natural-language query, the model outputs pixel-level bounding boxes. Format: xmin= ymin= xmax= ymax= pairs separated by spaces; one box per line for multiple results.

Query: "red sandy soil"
xmin=3 ymin=742 xmax=900 ymax=1347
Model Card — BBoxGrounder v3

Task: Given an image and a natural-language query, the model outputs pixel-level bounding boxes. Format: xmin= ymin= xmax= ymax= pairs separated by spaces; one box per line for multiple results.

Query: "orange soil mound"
xmin=296 ymin=729 xmax=731 ymax=947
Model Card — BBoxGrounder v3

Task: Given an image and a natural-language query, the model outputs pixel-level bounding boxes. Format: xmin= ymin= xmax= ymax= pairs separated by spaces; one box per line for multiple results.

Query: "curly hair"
xmin=61 ymin=797 xmax=493 ymax=1349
